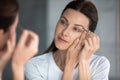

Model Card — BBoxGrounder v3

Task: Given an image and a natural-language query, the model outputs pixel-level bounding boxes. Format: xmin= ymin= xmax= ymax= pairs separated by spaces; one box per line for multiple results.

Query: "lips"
xmin=57 ymin=36 xmax=68 ymax=43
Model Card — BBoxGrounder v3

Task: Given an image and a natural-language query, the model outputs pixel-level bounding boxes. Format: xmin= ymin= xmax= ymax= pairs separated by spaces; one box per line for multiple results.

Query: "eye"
xmin=73 ymin=27 xmax=83 ymax=32
xmin=60 ymin=18 xmax=68 ymax=27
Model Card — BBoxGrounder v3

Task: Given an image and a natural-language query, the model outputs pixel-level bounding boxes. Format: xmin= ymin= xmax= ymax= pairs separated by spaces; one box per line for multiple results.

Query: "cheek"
xmin=54 ymin=25 xmax=62 ymax=36
xmin=69 ymin=33 xmax=81 ymax=44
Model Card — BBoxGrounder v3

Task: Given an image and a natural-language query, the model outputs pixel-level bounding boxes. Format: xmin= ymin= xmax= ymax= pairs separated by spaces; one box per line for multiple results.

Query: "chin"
xmin=55 ymin=43 xmax=68 ymax=50
xmin=54 ymin=37 xmax=70 ymax=50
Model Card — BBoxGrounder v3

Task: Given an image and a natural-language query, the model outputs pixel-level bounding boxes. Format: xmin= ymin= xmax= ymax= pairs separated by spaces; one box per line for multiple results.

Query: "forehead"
xmin=62 ymin=9 xmax=90 ymax=29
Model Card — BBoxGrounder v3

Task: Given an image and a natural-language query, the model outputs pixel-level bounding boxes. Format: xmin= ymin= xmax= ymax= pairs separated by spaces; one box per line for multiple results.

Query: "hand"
xmin=12 ymin=30 xmax=39 ymax=66
xmin=65 ymin=31 xmax=86 ymax=67
xmin=0 ymin=32 xmax=16 ymax=71
xmin=79 ymin=32 xmax=100 ymax=61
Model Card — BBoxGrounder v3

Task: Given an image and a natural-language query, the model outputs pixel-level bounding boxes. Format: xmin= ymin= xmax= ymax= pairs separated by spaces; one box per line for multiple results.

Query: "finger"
xmin=87 ymin=38 xmax=93 ymax=51
xmin=91 ymin=33 xmax=100 ymax=50
xmin=96 ymin=35 xmax=100 ymax=50
xmin=77 ymin=31 xmax=87 ymax=48
xmin=1 ymin=39 xmax=13 ymax=60
xmin=6 ymin=39 xmax=11 ymax=52
xmin=87 ymin=32 xmax=99 ymax=52
xmin=24 ymin=30 xmax=39 ymax=56
xmin=91 ymin=36 xmax=97 ymax=51
xmin=7 ymin=33 xmax=15 ymax=51
xmin=86 ymin=31 xmax=93 ymax=39
xmin=26 ymin=31 xmax=39 ymax=49
xmin=17 ymin=30 xmax=29 ymax=47
xmin=68 ymin=38 xmax=79 ymax=50
xmin=84 ymin=39 xmax=89 ymax=48
xmin=86 ymin=32 xmax=94 ymax=46
xmin=9 ymin=32 xmax=16 ymax=49
xmin=6 ymin=39 xmax=14 ymax=58
xmin=79 ymin=31 xmax=86 ymax=44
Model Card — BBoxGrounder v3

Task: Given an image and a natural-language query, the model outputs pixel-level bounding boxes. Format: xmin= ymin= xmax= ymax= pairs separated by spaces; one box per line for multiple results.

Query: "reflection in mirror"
xmin=47 ymin=0 xmax=120 ymax=80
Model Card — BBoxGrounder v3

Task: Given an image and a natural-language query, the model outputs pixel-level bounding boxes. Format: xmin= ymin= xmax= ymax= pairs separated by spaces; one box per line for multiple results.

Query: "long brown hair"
xmin=0 ymin=0 xmax=19 ymax=32
xmin=44 ymin=0 xmax=98 ymax=53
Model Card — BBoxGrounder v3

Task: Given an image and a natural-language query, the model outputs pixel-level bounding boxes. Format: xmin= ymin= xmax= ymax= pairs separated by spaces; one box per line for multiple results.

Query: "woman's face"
xmin=54 ymin=9 xmax=90 ymax=50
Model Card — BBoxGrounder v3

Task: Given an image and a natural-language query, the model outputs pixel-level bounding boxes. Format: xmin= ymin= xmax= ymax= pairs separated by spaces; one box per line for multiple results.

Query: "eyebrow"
xmin=74 ymin=24 xmax=89 ymax=32
xmin=61 ymin=16 xmax=68 ymax=22
xmin=74 ymin=24 xmax=85 ymax=29
xmin=61 ymin=16 xmax=89 ymax=32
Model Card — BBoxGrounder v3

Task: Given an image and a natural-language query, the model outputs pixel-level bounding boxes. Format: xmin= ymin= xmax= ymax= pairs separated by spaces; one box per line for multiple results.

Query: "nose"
xmin=61 ymin=27 xmax=70 ymax=37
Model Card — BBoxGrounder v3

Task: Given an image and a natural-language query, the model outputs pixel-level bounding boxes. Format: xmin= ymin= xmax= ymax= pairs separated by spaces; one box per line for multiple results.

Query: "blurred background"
xmin=3 ymin=0 xmax=120 ymax=80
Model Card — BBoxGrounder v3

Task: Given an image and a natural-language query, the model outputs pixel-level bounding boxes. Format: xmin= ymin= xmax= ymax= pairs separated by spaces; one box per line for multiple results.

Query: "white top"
xmin=25 ymin=52 xmax=110 ymax=80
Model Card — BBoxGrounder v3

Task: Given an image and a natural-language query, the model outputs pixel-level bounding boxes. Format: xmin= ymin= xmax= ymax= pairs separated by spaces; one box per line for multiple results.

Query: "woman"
xmin=25 ymin=0 xmax=110 ymax=80
xmin=0 ymin=0 xmax=39 ymax=80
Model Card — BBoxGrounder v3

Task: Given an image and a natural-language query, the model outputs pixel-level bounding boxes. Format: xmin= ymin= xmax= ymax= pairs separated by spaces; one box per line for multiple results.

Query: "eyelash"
xmin=60 ymin=19 xmax=68 ymax=26
xmin=73 ymin=27 xmax=81 ymax=32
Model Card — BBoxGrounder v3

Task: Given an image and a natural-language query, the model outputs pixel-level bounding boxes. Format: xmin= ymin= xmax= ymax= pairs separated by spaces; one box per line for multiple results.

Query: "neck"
xmin=53 ymin=50 xmax=67 ymax=71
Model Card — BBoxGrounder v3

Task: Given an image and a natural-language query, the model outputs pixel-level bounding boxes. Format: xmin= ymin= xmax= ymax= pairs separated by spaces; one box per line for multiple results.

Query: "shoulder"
xmin=90 ymin=55 xmax=110 ymax=67
xmin=90 ymin=55 xmax=110 ymax=79
xmin=25 ymin=52 xmax=51 ymax=71
xmin=26 ymin=53 xmax=49 ymax=64
xmin=90 ymin=55 xmax=110 ymax=78
xmin=25 ymin=53 xmax=52 ymax=79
